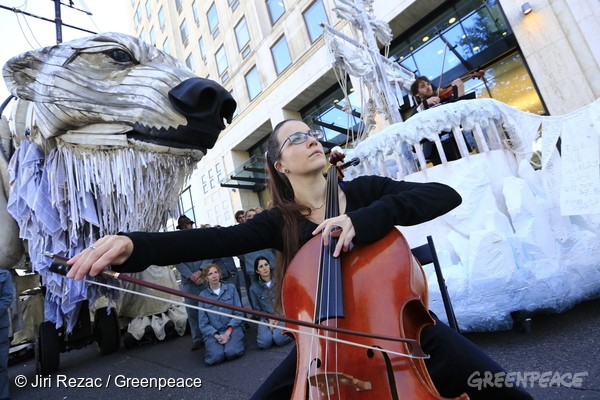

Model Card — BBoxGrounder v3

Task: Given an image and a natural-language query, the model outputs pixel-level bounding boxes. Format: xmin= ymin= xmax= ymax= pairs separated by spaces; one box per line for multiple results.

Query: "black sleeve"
xmin=344 ymin=175 xmax=461 ymax=244
xmin=114 ymin=209 xmax=284 ymax=273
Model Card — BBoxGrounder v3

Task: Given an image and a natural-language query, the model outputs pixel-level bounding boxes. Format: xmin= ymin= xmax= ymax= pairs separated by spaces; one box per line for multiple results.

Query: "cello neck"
xmin=324 ymin=163 xmax=340 ymax=219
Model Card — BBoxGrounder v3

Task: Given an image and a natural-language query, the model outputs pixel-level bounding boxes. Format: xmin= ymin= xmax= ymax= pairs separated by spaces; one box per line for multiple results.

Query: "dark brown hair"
xmin=410 ymin=76 xmax=434 ymax=97
xmin=265 ymin=119 xmax=312 ymax=312
xmin=253 ymin=255 xmax=270 ymax=282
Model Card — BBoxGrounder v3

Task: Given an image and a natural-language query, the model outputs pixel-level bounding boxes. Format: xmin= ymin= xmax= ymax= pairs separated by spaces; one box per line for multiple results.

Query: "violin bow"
xmin=46 ymin=253 xmax=428 ymax=359
xmin=437 ymin=39 xmax=449 ymax=94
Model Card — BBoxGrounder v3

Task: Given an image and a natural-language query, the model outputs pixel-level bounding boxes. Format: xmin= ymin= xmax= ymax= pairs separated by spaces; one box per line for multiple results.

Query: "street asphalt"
xmin=7 ymin=297 xmax=600 ymax=400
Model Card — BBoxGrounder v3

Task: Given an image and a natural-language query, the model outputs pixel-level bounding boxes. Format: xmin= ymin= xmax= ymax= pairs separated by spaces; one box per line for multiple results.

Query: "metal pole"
xmin=0 ymin=5 xmax=96 ymax=35
xmin=54 ymin=0 xmax=63 ymax=44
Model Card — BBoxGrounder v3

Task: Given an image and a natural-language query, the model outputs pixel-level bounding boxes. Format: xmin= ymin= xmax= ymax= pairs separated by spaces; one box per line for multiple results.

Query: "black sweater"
xmin=116 ymin=175 xmax=461 ymax=272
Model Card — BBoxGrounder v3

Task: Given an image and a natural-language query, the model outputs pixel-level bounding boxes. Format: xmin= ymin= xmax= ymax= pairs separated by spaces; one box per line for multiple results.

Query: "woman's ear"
xmin=274 ymin=160 xmax=285 ymax=174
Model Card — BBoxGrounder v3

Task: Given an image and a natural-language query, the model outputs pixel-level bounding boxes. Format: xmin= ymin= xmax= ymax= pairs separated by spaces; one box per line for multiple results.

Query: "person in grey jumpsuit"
xmin=198 ymin=263 xmax=245 ymax=366
xmin=249 ymin=256 xmax=292 ymax=349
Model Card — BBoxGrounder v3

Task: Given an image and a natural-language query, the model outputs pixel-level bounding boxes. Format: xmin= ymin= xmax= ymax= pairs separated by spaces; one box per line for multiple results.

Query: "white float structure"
xmin=346 ymin=98 xmax=600 ymax=331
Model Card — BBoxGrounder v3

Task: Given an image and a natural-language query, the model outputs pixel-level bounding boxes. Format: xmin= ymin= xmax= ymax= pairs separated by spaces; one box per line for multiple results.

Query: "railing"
xmin=347 ymin=98 xmax=542 ymax=180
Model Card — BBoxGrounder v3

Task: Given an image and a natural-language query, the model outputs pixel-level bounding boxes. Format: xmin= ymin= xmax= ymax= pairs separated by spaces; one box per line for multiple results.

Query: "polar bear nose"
xmin=168 ymin=77 xmax=237 ymax=127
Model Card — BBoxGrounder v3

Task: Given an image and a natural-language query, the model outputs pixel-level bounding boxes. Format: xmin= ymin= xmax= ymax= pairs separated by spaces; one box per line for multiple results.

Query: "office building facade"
xmin=127 ymin=0 xmax=599 ymax=228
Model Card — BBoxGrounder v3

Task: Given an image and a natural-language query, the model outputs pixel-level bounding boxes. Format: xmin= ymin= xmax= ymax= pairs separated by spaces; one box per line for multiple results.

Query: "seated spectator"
xmin=199 ymin=224 xmax=241 ymax=298
xmin=234 ymin=210 xmax=245 ymax=224
xmin=198 ymin=263 xmax=246 ymax=366
xmin=249 ymin=257 xmax=292 ymax=349
xmin=244 ymin=208 xmax=257 ymax=220
xmin=238 ymin=209 xmax=276 ymax=308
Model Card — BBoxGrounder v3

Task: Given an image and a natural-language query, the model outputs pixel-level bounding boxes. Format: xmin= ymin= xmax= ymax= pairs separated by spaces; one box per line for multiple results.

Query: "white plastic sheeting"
xmin=346 ymin=98 xmax=600 ymax=331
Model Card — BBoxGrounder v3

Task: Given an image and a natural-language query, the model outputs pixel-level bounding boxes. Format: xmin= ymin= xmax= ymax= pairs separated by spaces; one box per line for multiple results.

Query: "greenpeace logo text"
xmin=467 ymin=371 xmax=588 ymax=390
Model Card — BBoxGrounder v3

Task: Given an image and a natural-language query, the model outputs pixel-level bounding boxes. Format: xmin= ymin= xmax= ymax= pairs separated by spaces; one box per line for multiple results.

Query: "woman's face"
xmin=255 ymin=259 xmax=271 ymax=279
xmin=245 ymin=210 xmax=256 ymax=220
xmin=276 ymin=120 xmax=326 ymax=176
xmin=205 ymin=266 xmax=221 ymax=286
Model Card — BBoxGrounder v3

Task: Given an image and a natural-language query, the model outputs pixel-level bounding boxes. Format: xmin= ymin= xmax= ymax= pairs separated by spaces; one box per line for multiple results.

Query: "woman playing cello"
xmin=66 ymin=119 xmax=532 ymax=400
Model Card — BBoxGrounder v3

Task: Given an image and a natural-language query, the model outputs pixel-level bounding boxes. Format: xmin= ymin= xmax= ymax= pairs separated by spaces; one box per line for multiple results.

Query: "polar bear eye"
xmin=108 ymin=49 xmax=134 ymax=63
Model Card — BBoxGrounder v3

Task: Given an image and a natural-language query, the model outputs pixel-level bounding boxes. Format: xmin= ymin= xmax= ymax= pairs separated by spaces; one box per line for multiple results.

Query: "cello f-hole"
xmin=311 ymin=358 xmax=322 ymax=369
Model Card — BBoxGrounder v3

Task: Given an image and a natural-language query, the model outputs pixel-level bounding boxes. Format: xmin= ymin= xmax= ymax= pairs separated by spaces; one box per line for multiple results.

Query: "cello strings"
xmin=325 ymin=166 xmax=335 ymax=398
xmin=308 ymin=246 xmax=323 ymax=400
xmin=326 ymin=165 xmax=342 ymax=398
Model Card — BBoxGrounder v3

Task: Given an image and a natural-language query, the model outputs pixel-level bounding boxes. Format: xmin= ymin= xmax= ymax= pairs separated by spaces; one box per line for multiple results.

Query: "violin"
xmin=437 ymin=70 xmax=485 ymax=103
xmin=281 ymin=151 xmax=468 ymax=399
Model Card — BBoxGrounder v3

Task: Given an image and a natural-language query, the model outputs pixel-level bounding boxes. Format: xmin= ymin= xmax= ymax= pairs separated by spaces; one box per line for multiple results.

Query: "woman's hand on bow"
xmin=312 ymin=214 xmax=355 ymax=257
xmin=66 ymin=235 xmax=134 ymax=281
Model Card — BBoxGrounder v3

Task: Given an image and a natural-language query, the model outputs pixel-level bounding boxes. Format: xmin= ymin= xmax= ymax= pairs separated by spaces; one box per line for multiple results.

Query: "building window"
xmin=245 ymin=66 xmax=262 ymax=101
xmin=158 ymin=7 xmax=165 ymax=31
xmin=228 ymin=0 xmax=240 ymax=11
xmin=234 ymin=17 xmax=251 ymax=59
xmin=229 ymin=90 xmax=239 ymax=118
xmin=162 ymin=38 xmax=171 ymax=55
xmin=201 ymin=175 xmax=208 ymax=194
xmin=139 ymin=28 xmax=146 ymax=43
xmin=175 ymin=0 xmax=183 ymax=14
xmin=149 ymin=26 xmax=156 ymax=46
xmin=134 ymin=5 xmax=142 ymax=28
xmin=266 ymin=0 xmax=285 ymax=24
xmin=215 ymin=162 xmax=223 ymax=183
xmin=389 ymin=0 xmax=545 ymax=116
xmin=191 ymin=0 xmax=200 ymax=24
xmin=215 ymin=45 xmax=229 ymax=83
xmin=300 ymin=82 xmax=362 ymax=152
xmin=208 ymin=168 xmax=215 ymax=189
xmin=207 ymin=3 xmax=220 ymax=38
xmin=179 ymin=20 xmax=189 ymax=46
xmin=303 ymin=0 xmax=327 ymax=43
xmin=198 ymin=37 xmax=207 ymax=63
xmin=145 ymin=0 xmax=152 ymax=19
xmin=185 ymin=53 xmax=195 ymax=72
xmin=271 ymin=36 xmax=292 ymax=75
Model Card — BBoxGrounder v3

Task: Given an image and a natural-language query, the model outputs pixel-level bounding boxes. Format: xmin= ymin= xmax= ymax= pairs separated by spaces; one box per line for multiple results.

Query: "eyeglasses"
xmin=277 ymin=129 xmax=325 ymax=158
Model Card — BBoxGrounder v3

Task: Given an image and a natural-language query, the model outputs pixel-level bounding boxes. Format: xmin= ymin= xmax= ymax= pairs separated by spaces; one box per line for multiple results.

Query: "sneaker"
xmin=190 ymin=341 xmax=203 ymax=351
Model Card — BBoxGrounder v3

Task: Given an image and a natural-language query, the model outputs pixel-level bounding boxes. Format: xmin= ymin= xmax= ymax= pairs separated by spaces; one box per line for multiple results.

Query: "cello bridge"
xmin=308 ymin=372 xmax=372 ymax=395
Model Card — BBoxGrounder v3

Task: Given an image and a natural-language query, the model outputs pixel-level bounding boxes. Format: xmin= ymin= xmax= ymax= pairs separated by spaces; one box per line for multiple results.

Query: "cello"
xmin=282 ymin=151 xmax=469 ymax=399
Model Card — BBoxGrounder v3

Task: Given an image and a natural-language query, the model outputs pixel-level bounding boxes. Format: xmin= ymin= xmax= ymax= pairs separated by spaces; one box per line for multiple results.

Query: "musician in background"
xmin=409 ymin=76 xmax=469 ymax=165
xmin=411 ymin=76 xmax=465 ymax=113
